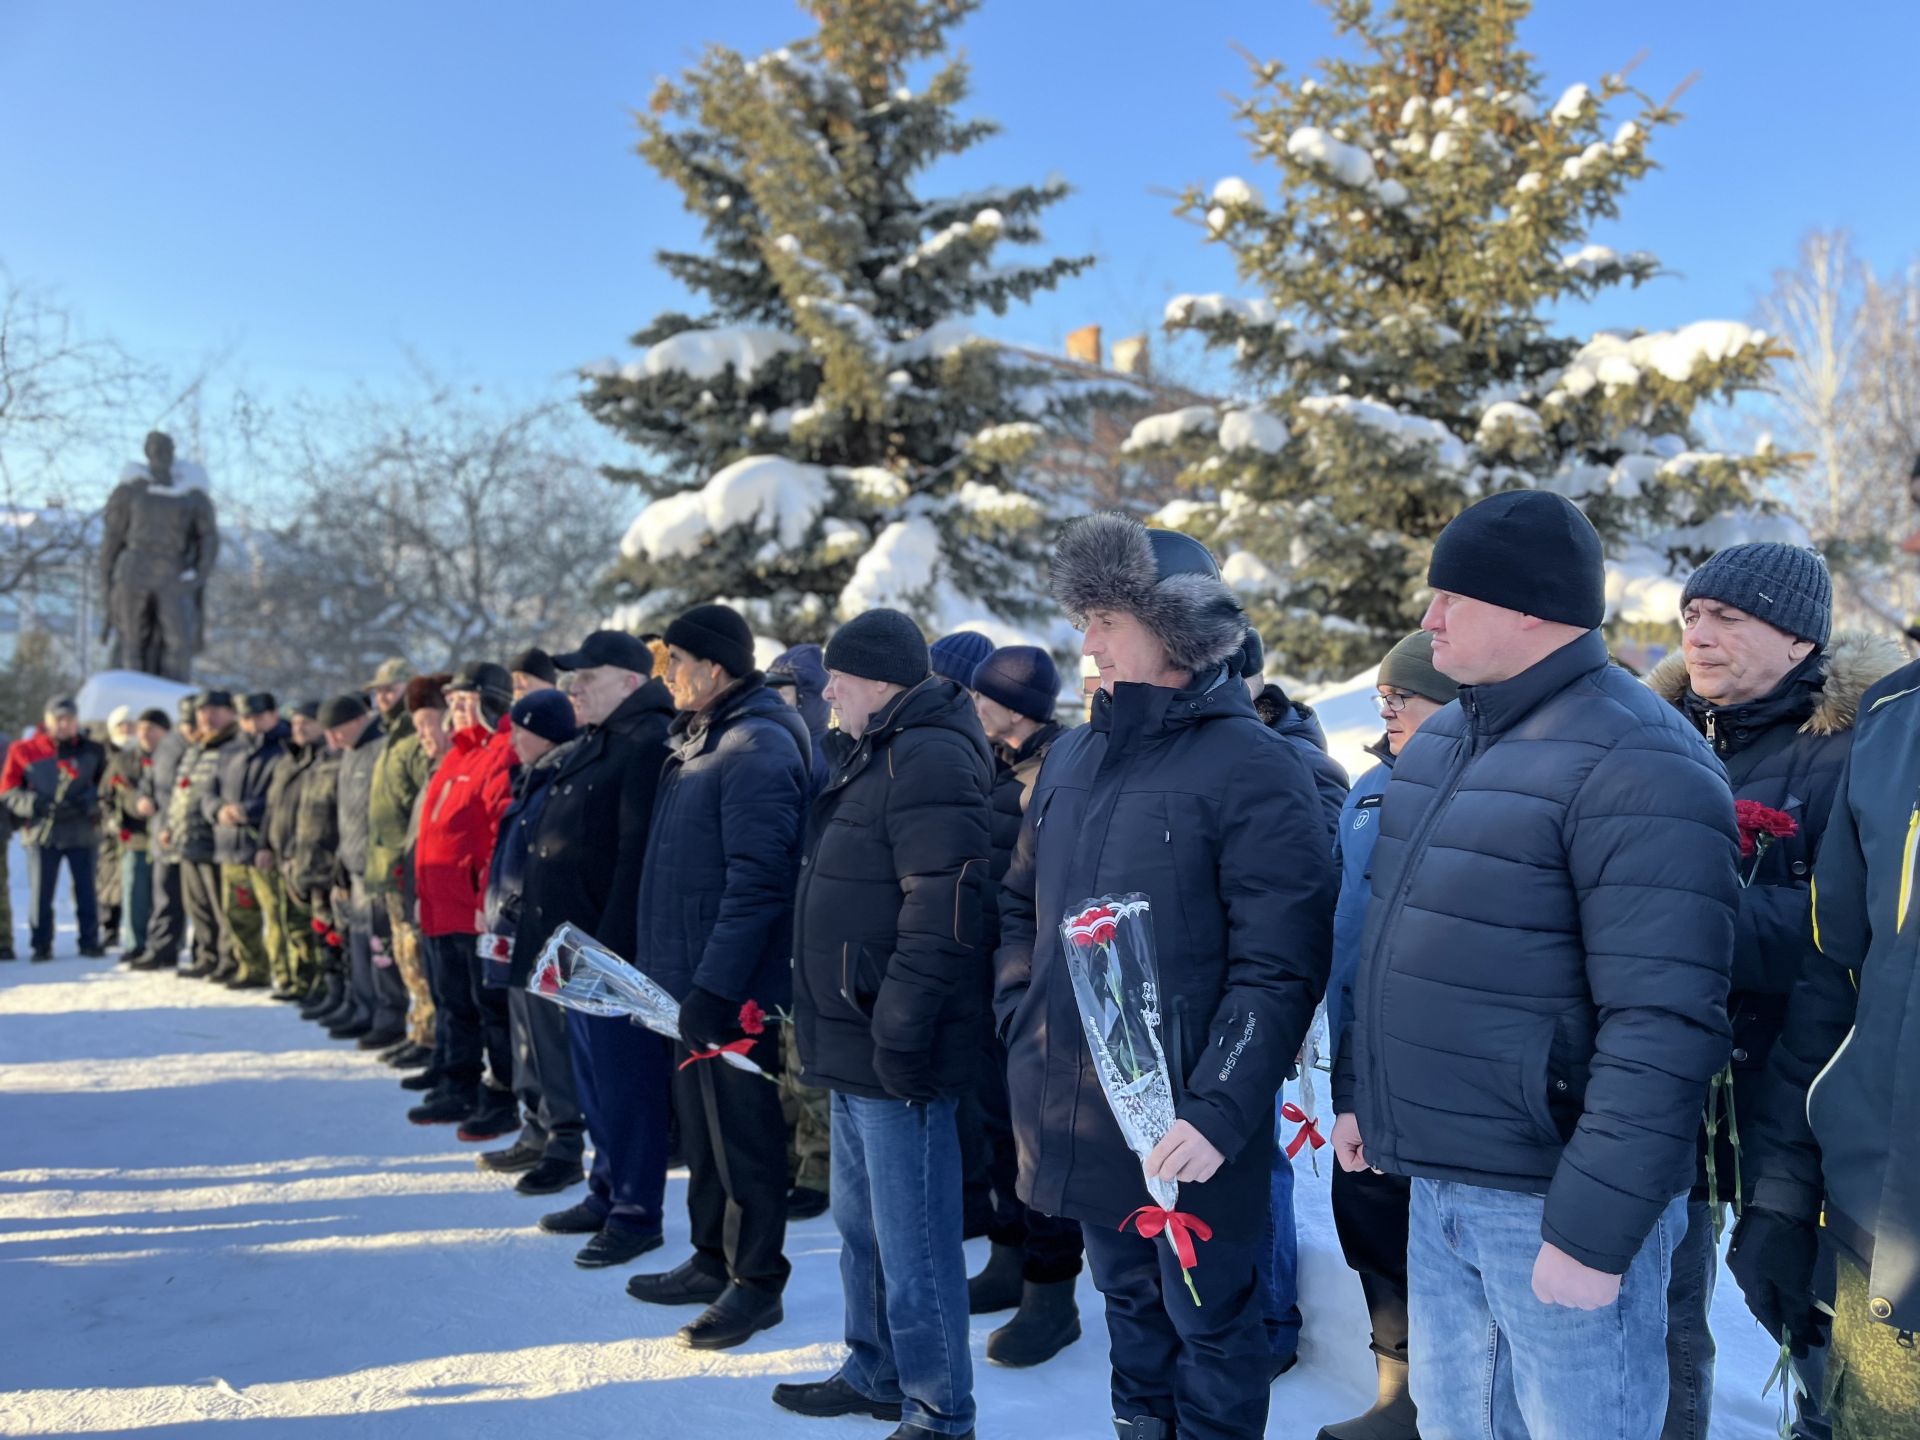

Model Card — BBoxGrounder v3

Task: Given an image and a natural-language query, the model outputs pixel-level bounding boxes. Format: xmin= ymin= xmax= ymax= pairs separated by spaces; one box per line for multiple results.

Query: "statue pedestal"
xmin=73 ymin=670 xmax=197 ymax=727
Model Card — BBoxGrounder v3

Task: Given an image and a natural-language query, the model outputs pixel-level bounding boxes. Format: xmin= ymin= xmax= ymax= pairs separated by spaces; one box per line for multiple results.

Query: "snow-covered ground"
xmin=3 ymin=850 xmax=1783 ymax=1437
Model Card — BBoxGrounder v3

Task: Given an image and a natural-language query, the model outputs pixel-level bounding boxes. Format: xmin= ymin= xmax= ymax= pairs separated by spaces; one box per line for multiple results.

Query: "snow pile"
xmin=1219 ymin=408 xmax=1291 ymax=455
xmin=1553 ymin=323 xmax=1769 ymax=399
xmin=1211 ymin=176 xmax=1261 ymax=207
xmin=119 ymin=459 xmax=212 ymax=493
xmin=879 ymin=210 xmax=1005 ymax=283
xmin=622 ymin=455 xmax=831 ymax=562
xmin=1222 ymin=550 xmax=1283 ymax=594
xmin=950 ymin=481 xmax=1041 ymax=526
xmin=1297 ymin=396 xmax=1469 ymax=470
xmin=838 ymin=516 xmax=943 ymax=615
xmin=1122 ymin=405 xmax=1220 ymax=454
xmin=1165 ymin=293 xmax=1279 ymax=328
xmin=1285 ymin=127 xmax=1378 ymax=189
xmin=1561 ymin=245 xmax=1657 ymax=279
xmin=889 ymin=319 xmax=976 ymax=363
xmin=618 ymin=327 xmax=801 ymax=383
xmin=1549 ymin=82 xmax=1591 ymax=123
xmin=1607 ymin=548 xmax=1690 ymax=625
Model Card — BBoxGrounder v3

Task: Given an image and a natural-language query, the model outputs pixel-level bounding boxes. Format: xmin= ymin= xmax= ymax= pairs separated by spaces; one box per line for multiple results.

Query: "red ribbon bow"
xmin=1120 ymin=1205 xmax=1213 ymax=1305
xmin=677 ymin=1039 xmax=757 ymax=1071
xmin=1281 ymin=1101 xmax=1326 ymax=1159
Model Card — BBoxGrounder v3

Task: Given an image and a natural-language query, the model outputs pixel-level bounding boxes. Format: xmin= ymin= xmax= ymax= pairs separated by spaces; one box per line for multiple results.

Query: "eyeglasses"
xmin=1372 ymin=690 xmax=1415 ymax=718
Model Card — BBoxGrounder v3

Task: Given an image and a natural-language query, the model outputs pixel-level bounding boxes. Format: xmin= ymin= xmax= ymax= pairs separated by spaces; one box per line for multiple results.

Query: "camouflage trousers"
xmin=280 ymin=886 xmax=318 ymax=994
xmin=248 ymin=866 xmax=290 ymax=990
xmin=780 ymin=1022 xmax=831 ymax=1193
xmin=1828 ymin=1256 xmax=1920 ymax=1440
xmin=218 ymin=863 xmax=273 ymax=983
xmin=384 ymin=893 xmax=434 ymax=1049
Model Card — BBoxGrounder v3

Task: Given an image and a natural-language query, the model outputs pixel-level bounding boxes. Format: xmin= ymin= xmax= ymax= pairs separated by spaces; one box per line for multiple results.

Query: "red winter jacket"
xmin=414 ymin=717 xmax=518 ymax=938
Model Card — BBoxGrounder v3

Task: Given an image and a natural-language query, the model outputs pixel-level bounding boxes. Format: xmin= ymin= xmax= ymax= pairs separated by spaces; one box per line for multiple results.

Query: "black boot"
xmin=575 ymin=1226 xmax=663 ymax=1269
xmin=887 ymin=1428 xmax=974 ymax=1440
xmin=1314 ymin=1355 xmax=1418 ymax=1440
xmin=356 ymin=1024 xmax=405 ymax=1050
xmin=299 ymin=979 xmax=340 ymax=1019
xmin=772 ymin=1375 xmax=903 ymax=1422
xmin=679 ymin=1282 xmax=782 ymax=1349
xmin=1114 ymin=1419 xmax=1174 ymax=1440
xmin=400 ymin=1067 xmax=443 ymax=1092
xmin=516 ymin=1157 xmax=585 ymax=1196
xmin=478 ymin=1139 xmax=544 ymax=1173
xmin=626 ymin=1257 xmax=729 ymax=1306
xmin=407 ymin=1085 xmax=478 ymax=1125
xmin=456 ymin=1088 xmax=521 ymax=1143
xmin=968 ymin=1241 xmax=1024 ymax=1314
xmin=538 ymin=1202 xmax=604 ymax=1235
xmin=987 ymin=1278 xmax=1081 ymax=1367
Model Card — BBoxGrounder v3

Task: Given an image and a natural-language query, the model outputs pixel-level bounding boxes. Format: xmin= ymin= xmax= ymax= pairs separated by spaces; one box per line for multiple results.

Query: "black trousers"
xmin=1330 ymin=1162 xmax=1412 ymax=1361
xmin=671 ymin=1029 xmax=790 ymax=1295
xmin=966 ymin=1034 xmax=1084 ymax=1282
xmin=180 ymin=861 xmax=224 ymax=970
xmin=508 ymin=985 xmax=585 ymax=1163
xmin=471 ymin=943 xmax=513 ymax=1095
xmin=143 ymin=858 xmax=185 ymax=964
xmin=425 ymin=933 xmax=484 ymax=1090
xmin=1081 ymin=1169 xmax=1271 ymax=1440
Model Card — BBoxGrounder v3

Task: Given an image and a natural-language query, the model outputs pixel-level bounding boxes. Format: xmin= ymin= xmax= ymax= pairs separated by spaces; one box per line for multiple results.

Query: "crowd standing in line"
xmin=4 ymin=495 xmax=1916 ymax=1440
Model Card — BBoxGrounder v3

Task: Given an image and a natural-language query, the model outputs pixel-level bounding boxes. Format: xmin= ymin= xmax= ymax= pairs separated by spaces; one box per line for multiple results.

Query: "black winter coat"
xmin=1749 ymin=655 xmax=1920 ymax=1329
xmin=208 ymin=720 xmax=289 ymax=865
xmin=1647 ymin=632 xmax=1904 ymax=1200
xmin=510 ymin=681 xmax=673 ymax=983
xmin=1335 ymin=629 xmax=1739 ymax=1274
xmin=996 ymin=671 xmax=1336 ymax=1230
xmin=3 ymin=733 xmax=107 ymax=850
xmin=143 ymin=731 xmax=188 ymax=863
xmin=988 ymin=723 xmax=1065 ymax=887
xmin=483 ymin=739 xmax=576 ymax=941
xmin=636 ymin=676 xmax=811 ymax=1006
xmin=1254 ymin=684 xmax=1349 ymax=835
xmin=794 ymin=678 xmax=994 ymax=1099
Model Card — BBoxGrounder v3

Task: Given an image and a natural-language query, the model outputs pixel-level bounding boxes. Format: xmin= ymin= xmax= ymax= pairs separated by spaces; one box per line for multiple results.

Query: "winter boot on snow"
xmin=987 ymin=1278 xmax=1081 ymax=1367
xmin=968 ymin=1242 xmax=1024 ymax=1314
xmin=299 ymin=977 xmax=340 ymax=1020
xmin=1114 ymin=1417 xmax=1173 ymax=1440
xmin=456 ymin=1087 xmax=521 ymax=1142
xmin=400 ymin=1066 xmax=444 ymax=1092
xmin=1314 ymin=1355 xmax=1419 ymax=1440
xmin=408 ymin=1084 xmax=478 ymax=1126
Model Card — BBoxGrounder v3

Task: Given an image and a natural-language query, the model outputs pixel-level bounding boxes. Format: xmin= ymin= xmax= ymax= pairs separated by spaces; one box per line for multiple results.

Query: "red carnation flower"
xmin=739 ymin=999 xmax=767 ymax=1036
xmin=1733 ymin=800 xmax=1798 ymax=858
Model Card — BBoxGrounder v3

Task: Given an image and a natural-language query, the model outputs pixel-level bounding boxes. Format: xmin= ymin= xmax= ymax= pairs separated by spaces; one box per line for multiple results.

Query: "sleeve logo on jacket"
xmin=1218 ymin=1012 xmax=1256 ymax=1082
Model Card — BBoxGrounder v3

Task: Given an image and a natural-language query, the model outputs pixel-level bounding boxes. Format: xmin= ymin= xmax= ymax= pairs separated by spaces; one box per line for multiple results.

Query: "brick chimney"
xmin=1066 ymin=324 xmax=1102 ymax=367
xmin=1112 ymin=334 xmax=1150 ymax=377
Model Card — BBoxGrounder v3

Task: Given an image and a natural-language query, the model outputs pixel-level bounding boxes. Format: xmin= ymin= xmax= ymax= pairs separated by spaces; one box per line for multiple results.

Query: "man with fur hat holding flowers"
xmin=994 ymin=512 xmax=1336 ymax=1440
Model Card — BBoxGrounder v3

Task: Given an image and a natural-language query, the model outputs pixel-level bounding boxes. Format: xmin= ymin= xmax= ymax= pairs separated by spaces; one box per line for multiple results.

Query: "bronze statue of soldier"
xmin=99 ymin=431 xmax=220 ymax=681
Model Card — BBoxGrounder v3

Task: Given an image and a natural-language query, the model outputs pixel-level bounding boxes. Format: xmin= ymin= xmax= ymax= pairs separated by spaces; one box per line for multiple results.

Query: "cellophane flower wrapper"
xmin=1061 ymin=894 xmax=1179 ymax=1215
xmin=529 ymin=922 xmax=760 ymax=1073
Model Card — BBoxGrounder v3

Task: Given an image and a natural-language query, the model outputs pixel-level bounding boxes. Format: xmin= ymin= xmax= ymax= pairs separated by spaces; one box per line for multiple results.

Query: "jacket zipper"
xmin=838 ymin=941 xmax=853 ymax=1008
xmin=1806 ymin=1024 xmax=1857 ymax=1127
xmin=1363 ymin=693 xmax=1482 ymax=1132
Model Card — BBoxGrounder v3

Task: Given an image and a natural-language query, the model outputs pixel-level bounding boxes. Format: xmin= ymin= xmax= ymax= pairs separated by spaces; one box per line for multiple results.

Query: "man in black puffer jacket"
xmin=626 ymin=604 xmax=810 ymax=1352
xmin=960 ymin=643 xmax=1085 ymax=1370
xmin=1645 ymin=542 xmax=1903 ymax=1440
xmin=1 ymin=697 xmax=109 ymax=961
xmin=774 ymin=607 xmax=992 ymax=1440
xmin=1332 ymin=491 xmax=1738 ymax=1440
xmin=521 ymin=631 xmax=675 ymax=1271
xmin=998 ymin=515 xmax=1336 ymax=1440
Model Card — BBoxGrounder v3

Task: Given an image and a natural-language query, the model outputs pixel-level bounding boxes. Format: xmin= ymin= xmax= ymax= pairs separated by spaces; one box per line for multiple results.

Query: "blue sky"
xmin=4 ymin=0 xmax=1915 ymax=499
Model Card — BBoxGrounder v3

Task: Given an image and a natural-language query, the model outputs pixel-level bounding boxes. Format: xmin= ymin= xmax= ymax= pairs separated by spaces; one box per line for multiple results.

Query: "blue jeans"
xmin=1408 ymin=1178 xmax=1685 ymax=1440
xmin=25 ymin=843 xmax=98 ymax=953
xmin=1261 ymin=1094 xmax=1302 ymax=1362
xmin=830 ymin=1092 xmax=973 ymax=1436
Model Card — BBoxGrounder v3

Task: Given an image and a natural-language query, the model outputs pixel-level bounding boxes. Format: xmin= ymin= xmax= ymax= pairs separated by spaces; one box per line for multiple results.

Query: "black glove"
xmin=677 ymin=986 xmax=740 ymax=1056
xmin=873 ymin=1046 xmax=938 ymax=1103
xmin=1728 ymin=1209 xmax=1829 ymax=1357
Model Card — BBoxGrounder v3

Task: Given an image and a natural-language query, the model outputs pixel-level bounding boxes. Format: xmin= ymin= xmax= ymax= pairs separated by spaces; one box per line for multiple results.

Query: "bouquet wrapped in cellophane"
xmin=529 ymin=922 xmax=762 ymax=1074
xmin=1062 ymin=893 xmax=1211 ymax=1304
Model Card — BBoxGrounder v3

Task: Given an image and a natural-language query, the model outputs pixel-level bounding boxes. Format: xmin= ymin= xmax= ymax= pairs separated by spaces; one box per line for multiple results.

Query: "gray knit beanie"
xmin=1680 ymin=543 xmax=1832 ymax=648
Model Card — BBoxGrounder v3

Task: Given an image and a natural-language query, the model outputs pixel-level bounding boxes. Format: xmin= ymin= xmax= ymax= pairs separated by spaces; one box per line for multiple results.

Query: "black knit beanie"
xmin=1427 ymin=490 xmax=1605 ymax=628
xmin=664 ymin=603 xmax=756 ymax=679
xmin=972 ymin=645 xmax=1059 ymax=722
xmin=825 ymin=608 xmax=930 ymax=687
xmin=1680 ymin=543 xmax=1832 ymax=648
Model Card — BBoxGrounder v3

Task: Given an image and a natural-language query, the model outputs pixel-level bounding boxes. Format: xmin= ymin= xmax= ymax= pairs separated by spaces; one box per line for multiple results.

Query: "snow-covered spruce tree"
xmin=582 ymin=0 xmax=1099 ymax=642
xmin=1127 ymin=0 xmax=1792 ymax=681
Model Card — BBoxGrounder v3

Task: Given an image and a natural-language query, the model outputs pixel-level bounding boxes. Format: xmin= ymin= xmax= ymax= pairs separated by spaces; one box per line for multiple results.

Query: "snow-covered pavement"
xmin=3 ymin=946 xmax=1785 ymax=1437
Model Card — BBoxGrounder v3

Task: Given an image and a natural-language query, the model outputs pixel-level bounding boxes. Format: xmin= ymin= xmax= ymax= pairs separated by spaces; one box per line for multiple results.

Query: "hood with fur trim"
xmin=1051 ymin=512 xmax=1248 ymax=676
xmin=1647 ymin=629 xmax=1909 ymax=738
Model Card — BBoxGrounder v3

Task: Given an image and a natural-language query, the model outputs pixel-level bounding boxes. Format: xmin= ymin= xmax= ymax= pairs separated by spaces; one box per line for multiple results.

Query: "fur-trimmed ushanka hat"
xmin=1051 ymin=512 xmax=1249 ymax=676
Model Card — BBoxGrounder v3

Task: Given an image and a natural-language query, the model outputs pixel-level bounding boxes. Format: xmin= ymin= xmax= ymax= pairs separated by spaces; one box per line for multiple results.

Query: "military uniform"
xmin=263 ymin=731 xmax=321 ymax=993
xmin=101 ymin=736 xmax=152 ymax=953
xmin=366 ymin=708 xmax=437 ymax=1047
xmin=169 ymin=719 xmax=243 ymax=976
xmin=290 ymin=745 xmax=345 ymax=1000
